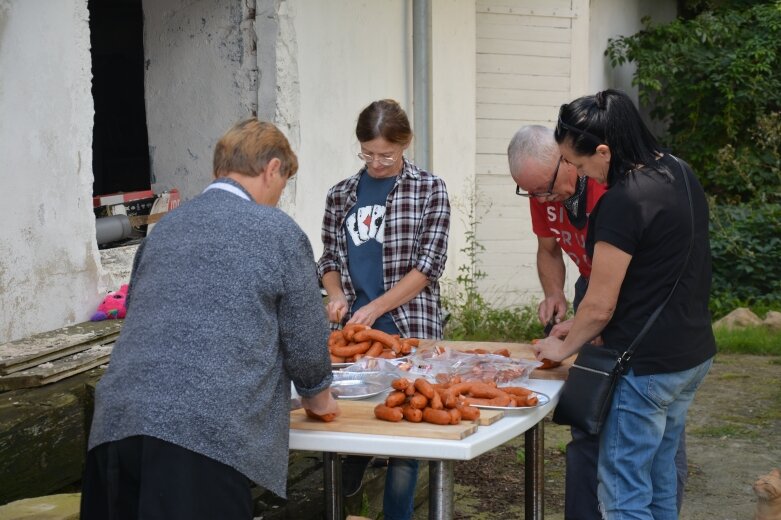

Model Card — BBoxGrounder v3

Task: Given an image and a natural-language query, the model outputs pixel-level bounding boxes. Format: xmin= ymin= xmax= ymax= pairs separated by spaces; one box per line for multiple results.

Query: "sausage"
xmin=409 ymin=392 xmax=428 ymax=409
xmin=462 ymin=395 xmax=511 ymax=407
xmin=330 ymin=340 xmax=371 ymax=358
xmin=402 ymin=404 xmax=423 ymax=423
xmin=492 ymin=348 xmax=511 ymax=357
xmin=448 ymin=407 xmax=462 ymax=425
xmin=365 ymin=341 xmax=384 ymax=358
xmin=422 ymin=407 xmax=452 ymax=425
xmin=329 ymin=353 xmax=346 ymax=363
xmin=457 ymin=404 xmax=480 ymax=421
xmin=327 ymin=330 xmax=346 ymax=347
xmin=518 ymin=394 xmax=539 ymax=407
xmin=385 ymin=391 xmax=407 ymax=408
xmin=305 ymin=409 xmax=337 ymax=422
xmin=374 ymin=404 xmax=404 ymax=422
xmin=539 ymin=358 xmax=562 ymax=369
xmin=353 ymin=329 xmax=402 ymax=353
xmin=500 ymin=386 xmax=533 ymax=397
xmin=391 ymin=378 xmax=412 ymax=391
xmin=414 ymin=378 xmax=436 ymax=399
xmin=468 ymin=383 xmax=507 ymax=399
xmin=342 ymin=323 xmax=370 ymax=342
xmin=437 ymin=388 xmax=458 ymax=409
xmin=429 ymin=390 xmax=444 ymax=410
xmin=405 ymin=382 xmax=417 ymax=396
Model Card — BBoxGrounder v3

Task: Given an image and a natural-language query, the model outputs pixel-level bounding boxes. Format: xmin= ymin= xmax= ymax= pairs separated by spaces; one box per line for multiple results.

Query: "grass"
xmin=444 ymin=295 xmax=781 ymax=357
xmin=713 ymin=325 xmax=781 ymax=355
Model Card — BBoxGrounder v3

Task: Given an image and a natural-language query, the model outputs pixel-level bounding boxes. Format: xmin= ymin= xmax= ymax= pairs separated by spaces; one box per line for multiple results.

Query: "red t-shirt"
xmin=529 ymin=178 xmax=607 ymax=278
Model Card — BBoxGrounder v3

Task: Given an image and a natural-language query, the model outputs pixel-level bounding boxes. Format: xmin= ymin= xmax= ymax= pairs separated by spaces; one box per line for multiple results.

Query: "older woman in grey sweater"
xmin=81 ymin=119 xmax=339 ymax=520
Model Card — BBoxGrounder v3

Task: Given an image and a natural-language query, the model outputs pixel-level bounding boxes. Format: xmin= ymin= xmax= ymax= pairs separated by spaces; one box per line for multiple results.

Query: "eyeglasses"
xmin=357 ymin=152 xmax=397 ymax=166
xmin=516 ymin=156 xmax=562 ymax=198
xmin=556 ymin=104 xmax=605 ymax=145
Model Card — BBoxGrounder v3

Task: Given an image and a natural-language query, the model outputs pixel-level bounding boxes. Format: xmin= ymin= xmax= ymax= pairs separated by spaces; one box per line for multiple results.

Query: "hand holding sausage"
xmin=301 ymin=387 xmax=341 ymax=420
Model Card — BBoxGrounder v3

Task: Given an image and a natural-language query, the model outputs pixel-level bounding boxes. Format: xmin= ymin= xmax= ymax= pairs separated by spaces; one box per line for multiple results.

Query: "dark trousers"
xmin=80 ymin=435 xmax=253 ymax=520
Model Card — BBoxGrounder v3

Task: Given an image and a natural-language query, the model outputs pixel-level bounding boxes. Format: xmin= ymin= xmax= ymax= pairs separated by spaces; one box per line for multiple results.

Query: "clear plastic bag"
xmin=407 ymin=345 xmax=541 ymax=384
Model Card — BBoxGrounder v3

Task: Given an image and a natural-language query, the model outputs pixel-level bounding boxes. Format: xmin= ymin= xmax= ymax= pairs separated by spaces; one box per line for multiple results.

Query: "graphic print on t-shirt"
xmin=347 ymin=204 xmax=386 ymax=246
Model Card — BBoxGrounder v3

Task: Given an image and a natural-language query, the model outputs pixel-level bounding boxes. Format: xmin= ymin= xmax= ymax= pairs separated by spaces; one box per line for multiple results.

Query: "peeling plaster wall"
xmin=143 ymin=0 xmax=258 ymax=201
xmin=0 ymin=0 xmax=99 ymax=343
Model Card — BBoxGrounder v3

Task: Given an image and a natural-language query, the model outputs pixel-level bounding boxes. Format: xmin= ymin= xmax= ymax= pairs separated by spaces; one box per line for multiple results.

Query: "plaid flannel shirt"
xmin=317 ymin=158 xmax=450 ymax=339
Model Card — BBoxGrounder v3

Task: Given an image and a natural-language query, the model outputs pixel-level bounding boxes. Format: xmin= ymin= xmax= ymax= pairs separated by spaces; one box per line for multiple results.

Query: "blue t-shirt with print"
xmin=345 ymin=171 xmax=399 ymax=335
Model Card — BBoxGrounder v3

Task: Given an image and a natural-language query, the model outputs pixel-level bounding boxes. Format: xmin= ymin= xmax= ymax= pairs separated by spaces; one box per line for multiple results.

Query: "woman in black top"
xmin=534 ymin=89 xmax=716 ymax=518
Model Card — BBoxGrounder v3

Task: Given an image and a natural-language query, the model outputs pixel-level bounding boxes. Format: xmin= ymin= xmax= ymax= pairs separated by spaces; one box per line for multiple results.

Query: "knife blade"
xmin=543 ymin=318 xmax=555 ymax=337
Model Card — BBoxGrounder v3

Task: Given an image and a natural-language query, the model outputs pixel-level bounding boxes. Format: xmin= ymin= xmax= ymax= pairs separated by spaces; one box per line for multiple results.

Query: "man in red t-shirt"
xmin=508 ymin=125 xmax=607 ymax=331
xmin=507 ymin=124 xmax=687 ymax=519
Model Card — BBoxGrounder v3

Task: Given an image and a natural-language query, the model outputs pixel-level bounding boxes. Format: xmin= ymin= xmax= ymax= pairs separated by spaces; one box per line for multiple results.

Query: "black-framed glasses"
xmin=556 ymin=104 xmax=605 ymax=145
xmin=516 ymin=156 xmax=562 ymax=198
xmin=357 ymin=152 xmax=397 ymax=166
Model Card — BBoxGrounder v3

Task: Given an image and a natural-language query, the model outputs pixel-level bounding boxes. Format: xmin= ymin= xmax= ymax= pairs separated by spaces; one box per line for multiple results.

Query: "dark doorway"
xmin=88 ymin=0 xmax=151 ymax=196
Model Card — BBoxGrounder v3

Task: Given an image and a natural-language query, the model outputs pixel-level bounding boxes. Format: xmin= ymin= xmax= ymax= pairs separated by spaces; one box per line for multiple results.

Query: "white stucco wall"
xmin=0 ymin=0 xmax=100 ymax=343
xmin=587 ymin=0 xmax=677 ymax=97
xmin=431 ymin=0 xmax=476 ymax=285
xmin=143 ymin=0 xmax=258 ymax=201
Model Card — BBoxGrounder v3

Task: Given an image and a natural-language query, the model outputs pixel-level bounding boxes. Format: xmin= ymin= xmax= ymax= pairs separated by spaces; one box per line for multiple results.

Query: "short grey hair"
xmin=507 ymin=125 xmax=559 ymax=176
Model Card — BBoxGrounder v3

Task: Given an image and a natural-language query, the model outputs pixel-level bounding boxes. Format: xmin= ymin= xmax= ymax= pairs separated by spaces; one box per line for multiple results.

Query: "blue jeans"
xmin=383 ymin=458 xmax=418 ymax=520
xmin=597 ymin=358 xmax=712 ymax=519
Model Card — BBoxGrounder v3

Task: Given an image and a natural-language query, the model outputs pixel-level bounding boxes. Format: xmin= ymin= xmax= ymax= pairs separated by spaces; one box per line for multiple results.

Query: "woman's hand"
xmin=532 ymin=335 xmax=571 ymax=363
xmin=326 ymin=296 xmax=349 ymax=324
xmin=301 ymin=387 xmax=341 ymax=417
xmin=346 ymin=303 xmax=379 ymax=328
xmin=548 ymin=318 xmax=574 ymax=339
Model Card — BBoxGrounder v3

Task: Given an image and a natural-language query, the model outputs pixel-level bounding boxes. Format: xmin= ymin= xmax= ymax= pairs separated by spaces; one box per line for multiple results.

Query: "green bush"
xmin=605 ymin=2 xmax=781 ymax=204
xmin=709 ymin=202 xmax=781 ymax=318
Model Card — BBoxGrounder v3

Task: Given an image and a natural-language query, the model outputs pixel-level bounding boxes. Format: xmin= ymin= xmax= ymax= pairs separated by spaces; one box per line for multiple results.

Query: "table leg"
xmin=524 ymin=420 xmax=545 ymax=520
xmin=428 ymin=460 xmax=454 ymax=520
xmin=323 ymin=452 xmax=342 ymax=520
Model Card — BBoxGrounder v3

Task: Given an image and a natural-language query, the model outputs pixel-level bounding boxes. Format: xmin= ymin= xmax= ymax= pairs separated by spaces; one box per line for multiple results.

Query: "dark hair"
xmin=213 ymin=119 xmax=298 ymax=179
xmin=355 ymin=99 xmax=413 ymax=146
xmin=554 ymin=89 xmax=664 ymax=185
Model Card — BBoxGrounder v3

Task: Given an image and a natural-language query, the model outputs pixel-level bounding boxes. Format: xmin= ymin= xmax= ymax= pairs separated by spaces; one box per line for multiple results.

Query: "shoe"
xmin=342 ymin=455 xmax=371 ymax=498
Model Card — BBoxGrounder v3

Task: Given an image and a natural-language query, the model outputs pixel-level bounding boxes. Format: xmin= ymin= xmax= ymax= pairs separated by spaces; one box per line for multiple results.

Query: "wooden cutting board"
xmin=290 ymin=400 xmax=502 ymax=440
xmin=418 ymin=340 xmax=575 ymax=381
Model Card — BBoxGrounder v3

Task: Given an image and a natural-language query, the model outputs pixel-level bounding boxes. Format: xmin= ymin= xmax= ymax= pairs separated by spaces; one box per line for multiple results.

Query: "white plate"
xmin=471 ymin=391 xmax=550 ymax=413
xmin=329 ymin=371 xmax=392 ymax=400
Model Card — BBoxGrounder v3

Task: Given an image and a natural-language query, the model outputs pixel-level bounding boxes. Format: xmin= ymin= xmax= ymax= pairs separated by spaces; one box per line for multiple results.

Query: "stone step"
xmin=0 ymin=493 xmax=80 ymax=520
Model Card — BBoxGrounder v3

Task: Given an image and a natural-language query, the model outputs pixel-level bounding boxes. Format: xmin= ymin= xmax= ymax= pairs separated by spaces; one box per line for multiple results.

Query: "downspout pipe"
xmin=412 ymin=0 xmax=432 ymax=171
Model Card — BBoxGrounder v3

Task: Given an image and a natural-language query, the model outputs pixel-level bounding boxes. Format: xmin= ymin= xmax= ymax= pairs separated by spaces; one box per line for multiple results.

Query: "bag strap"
xmin=619 ymin=156 xmax=694 ymax=366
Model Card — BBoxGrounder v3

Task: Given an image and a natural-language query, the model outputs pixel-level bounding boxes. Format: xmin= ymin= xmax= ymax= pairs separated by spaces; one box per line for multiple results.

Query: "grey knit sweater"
xmin=88 ymin=178 xmax=333 ymax=498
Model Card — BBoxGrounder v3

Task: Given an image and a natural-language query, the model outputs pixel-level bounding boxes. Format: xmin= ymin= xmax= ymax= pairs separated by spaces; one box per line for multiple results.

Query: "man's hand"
xmin=538 ymin=294 xmax=568 ymax=325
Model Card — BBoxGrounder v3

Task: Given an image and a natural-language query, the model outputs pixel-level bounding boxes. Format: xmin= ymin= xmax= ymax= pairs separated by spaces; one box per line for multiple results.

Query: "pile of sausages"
xmin=328 ymin=324 xmax=419 ymax=364
xmin=374 ymin=377 xmax=540 ymax=425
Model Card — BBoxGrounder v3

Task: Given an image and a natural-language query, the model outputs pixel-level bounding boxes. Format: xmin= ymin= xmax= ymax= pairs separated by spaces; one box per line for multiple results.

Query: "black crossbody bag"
xmin=552 ymin=157 xmax=694 ymax=436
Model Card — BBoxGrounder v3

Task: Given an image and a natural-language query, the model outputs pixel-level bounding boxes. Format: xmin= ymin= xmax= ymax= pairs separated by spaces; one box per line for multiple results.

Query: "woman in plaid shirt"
xmin=317 ymin=99 xmax=451 ymax=520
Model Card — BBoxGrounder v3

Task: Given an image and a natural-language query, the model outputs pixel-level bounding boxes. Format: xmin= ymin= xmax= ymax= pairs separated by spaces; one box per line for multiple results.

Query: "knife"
xmin=543 ymin=318 xmax=555 ymax=337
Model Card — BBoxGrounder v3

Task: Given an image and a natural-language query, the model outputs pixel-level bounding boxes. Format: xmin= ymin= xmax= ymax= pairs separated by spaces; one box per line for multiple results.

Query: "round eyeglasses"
xmin=515 ymin=156 xmax=562 ymax=198
xmin=357 ymin=152 xmax=397 ymax=166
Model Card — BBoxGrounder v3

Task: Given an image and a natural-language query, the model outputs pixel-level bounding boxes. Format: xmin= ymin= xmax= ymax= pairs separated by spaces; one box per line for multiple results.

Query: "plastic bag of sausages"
xmin=408 ymin=346 xmax=541 ymax=385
